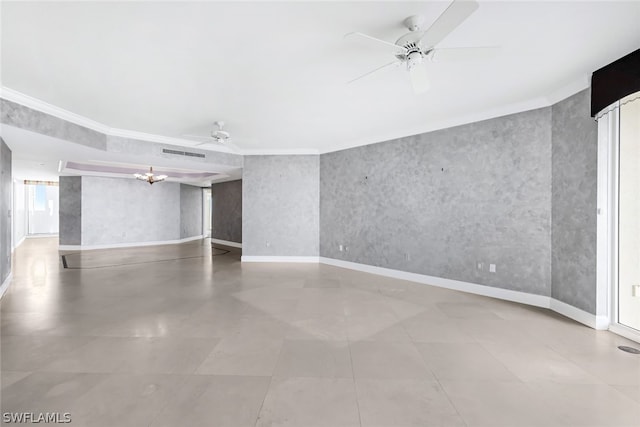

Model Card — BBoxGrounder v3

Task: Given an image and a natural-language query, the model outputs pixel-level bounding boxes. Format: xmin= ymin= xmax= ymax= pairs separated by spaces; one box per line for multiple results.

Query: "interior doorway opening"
xmin=26 ymin=181 xmax=59 ymax=236
xmin=617 ymin=92 xmax=640 ymax=333
xmin=203 ymin=187 xmax=212 ymax=238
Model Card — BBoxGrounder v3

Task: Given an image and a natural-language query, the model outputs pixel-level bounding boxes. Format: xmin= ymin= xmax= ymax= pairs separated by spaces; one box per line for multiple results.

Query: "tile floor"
xmin=1 ymin=237 xmax=639 ymax=426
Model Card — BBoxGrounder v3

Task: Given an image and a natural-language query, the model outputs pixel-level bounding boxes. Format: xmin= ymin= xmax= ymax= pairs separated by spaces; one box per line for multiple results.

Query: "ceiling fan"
xmin=346 ymin=0 xmax=497 ymax=93
xmin=182 ymin=121 xmax=241 ymax=152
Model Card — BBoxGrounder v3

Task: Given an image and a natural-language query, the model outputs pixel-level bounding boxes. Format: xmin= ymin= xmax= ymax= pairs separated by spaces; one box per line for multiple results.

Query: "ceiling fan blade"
xmin=420 ymin=0 xmax=479 ymax=48
xmin=430 ymin=46 xmax=499 ymax=62
xmin=345 ymin=32 xmax=404 ymax=53
xmin=409 ymin=65 xmax=430 ymax=93
xmin=348 ymin=60 xmax=402 ymax=84
xmin=224 ymin=141 xmax=242 ymax=153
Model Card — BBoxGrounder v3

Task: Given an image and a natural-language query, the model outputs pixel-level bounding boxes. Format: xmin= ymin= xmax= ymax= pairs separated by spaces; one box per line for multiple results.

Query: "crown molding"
xmin=544 ymin=74 xmax=590 ymax=106
xmin=0 ymin=86 xmax=238 ymax=155
xmin=108 ymin=127 xmax=234 ymax=154
xmin=2 ymin=82 xmax=590 ymax=157
xmin=317 ymin=95 xmax=553 ymax=154
xmin=0 ymin=86 xmax=111 ymax=133
xmin=241 ymin=148 xmax=320 ymax=156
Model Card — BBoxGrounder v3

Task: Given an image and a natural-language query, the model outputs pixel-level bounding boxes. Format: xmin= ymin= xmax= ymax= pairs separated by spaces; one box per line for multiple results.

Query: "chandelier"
xmin=133 ymin=167 xmax=167 ymax=185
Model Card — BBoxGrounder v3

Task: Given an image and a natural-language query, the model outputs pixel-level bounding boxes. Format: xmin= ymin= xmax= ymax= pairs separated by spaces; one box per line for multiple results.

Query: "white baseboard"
xmin=12 ymin=235 xmax=26 ymax=252
xmin=59 ymin=235 xmax=205 ymax=251
xmin=0 ymin=273 xmax=12 ymax=299
xmin=211 ymin=238 xmax=242 ymax=249
xmin=608 ymin=323 xmax=640 ymax=344
xmin=549 ymin=298 xmax=609 ymax=330
xmin=241 ymin=256 xmax=320 ymax=263
xmin=319 ymin=257 xmax=549 ymax=308
xmin=318 ymin=257 xmax=607 ymax=330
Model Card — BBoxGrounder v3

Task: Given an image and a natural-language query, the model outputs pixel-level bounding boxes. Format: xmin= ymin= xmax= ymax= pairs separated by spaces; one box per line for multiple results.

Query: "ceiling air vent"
xmin=162 ymin=148 xmax=205 ymax=158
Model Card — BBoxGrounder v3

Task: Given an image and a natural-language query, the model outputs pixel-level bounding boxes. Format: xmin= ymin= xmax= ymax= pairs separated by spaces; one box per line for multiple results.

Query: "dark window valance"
xmin=591 ymin=48 xmax=640 ymax=117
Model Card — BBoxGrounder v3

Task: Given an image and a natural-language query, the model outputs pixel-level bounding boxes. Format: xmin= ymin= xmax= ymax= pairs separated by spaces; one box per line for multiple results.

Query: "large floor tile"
xmin=40 ymin=337 xmax=218 ymax=374
xmin=416 ymin=342 xmax=520 ymax=382
xmin=67 ymin=374 xmax=186 ymax=427
xmin=5 ymin=238 xmax=640 ymax=427
xmin=356 ymin=378 xmax=465 ymax=427
xmin=196 ymin=335 xmax=283 ymax=376
xmin=152 ymin=375 xmax=271 ymax=427
xmin=530 ymin=382 xmax=640 ymax=426
xmin=440 ymin=380 xmax=561 ymax=426
xmin=350 ymin=340 xmax=433 ymax=380
xmin=1 ymin=371 xmax=107 ymax=414
xmin=0 ymin=371 xmax=31 ymax=389
xmin=481 ymin=340 xmax=605 ymax=384
xmin=256 ymin=377 xmax=360 ymax=427
xmin=273 ymin=340 xmax=352 ymax=378
xmin=1 ymin=335 xmax=93 ymax=371
xmin=401 ymin=313 xmax=475 ymax=343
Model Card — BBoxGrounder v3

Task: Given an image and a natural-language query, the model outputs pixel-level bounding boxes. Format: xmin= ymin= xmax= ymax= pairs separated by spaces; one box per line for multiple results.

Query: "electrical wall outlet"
xmin=633 ymin=285 xmax=640 ymax=297
xmin=339 ymin=244 xmax=344 ymax=252
xmin=489 ymin=264 xmax=496 ymax=273
xmin=477 ymin=262 xmax=484 ymax=270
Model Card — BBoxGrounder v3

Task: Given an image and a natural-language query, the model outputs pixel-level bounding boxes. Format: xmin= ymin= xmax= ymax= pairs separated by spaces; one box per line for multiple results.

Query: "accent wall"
xmin=243 ymin=156 xmax=319 ymax=257
xmin=211 ymin=179 xmax=242 ymax=245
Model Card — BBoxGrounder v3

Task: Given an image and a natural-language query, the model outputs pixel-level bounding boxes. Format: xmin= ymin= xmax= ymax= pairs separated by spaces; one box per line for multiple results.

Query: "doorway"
xmin=599 ymin=91 xmax=640 ymax=342
xmin=203 ymin=188 xmax=212 ymax=238
xmin=26 ymin=181 xmax=59 ymax=235
xmin=617 ymin=92 xmax=640 ymax=332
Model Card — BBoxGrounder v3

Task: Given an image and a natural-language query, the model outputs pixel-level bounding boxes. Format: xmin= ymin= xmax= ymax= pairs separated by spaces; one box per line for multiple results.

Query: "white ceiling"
xmin=2 ymin=1 xmax=639 ymax=154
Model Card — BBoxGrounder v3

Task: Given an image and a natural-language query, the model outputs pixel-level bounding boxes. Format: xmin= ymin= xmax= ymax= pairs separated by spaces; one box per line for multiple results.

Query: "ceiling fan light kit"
xmin=134 ymin=166 xmax=167 ymax=185
xmin=346 ymin=0 xmax=494 ymax=94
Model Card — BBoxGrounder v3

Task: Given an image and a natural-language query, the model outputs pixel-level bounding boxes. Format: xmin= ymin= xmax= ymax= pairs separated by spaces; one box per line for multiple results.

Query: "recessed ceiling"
xmin=2 ymin=125 xmax=240 ymax=185
xmin=2 ymin=1 xmax=639 ymax=153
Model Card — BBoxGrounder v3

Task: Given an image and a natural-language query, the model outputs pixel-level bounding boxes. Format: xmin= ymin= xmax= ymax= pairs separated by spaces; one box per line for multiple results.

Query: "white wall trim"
xmin=241 ymin=148 xmax=320 ymax=156
xmin=544 ymin=75 xmax=590 ymax=106
xmin=241 ymin=256 xmax=320 ymax=263
xmin=549 ymin=298 xmax=609 ymax=330
xmin=211 ymin=238 xmax=242 ymax=249
xmin=3 ymin=84 xmax=589 ymax=156
xmin=11 ymin=235 xmax=26 ymax=252
xmin=1 ymin=86 xmax=111 ymax=133
xmin=319 ymin=257 xmax=550 ymax=308
xmin=108 ymin=127 xmax=235 ymax=155
xmin=608 ymin=323 xmax=640 ymax=344
xmin=0 ymin=86 xmax=235 ymax=155
xmin=317 ymin=257 xmax=608 ymax=329
xmin=0 ymin=273 xmax=13 ymax=299
xmin=59 ymin=235 xmax=205 ymax=251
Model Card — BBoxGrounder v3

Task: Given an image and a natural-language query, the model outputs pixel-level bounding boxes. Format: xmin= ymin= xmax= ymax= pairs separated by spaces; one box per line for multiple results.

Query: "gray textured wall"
xmin=211 ymin=179 xmax=243 ymax=244
xmin=243 ymin=156 xmax=319 ymax=256
xmin=1 ymin=99 xmax=107 ymax=150
xmin=59 ymin=176 xmax=82 ymax=245
xmin=0 ymin=98 xmax=243 ymax=172
xmin=320 ymin=108 xmax=553 ymax=296
xmin=81 ymin=176 xmax=181 ymax=246
xmin=180 ymin=184 xmax=203 ymax=239
xmin=0 ymin=138 xmax=12 ymax=284
xmin=551 ymin=89 xmax=598 ymax=313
